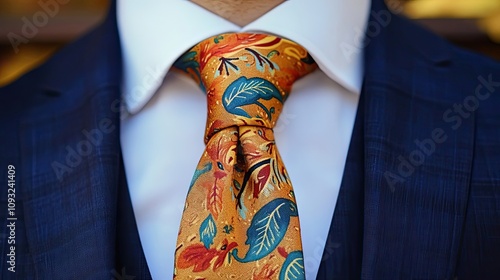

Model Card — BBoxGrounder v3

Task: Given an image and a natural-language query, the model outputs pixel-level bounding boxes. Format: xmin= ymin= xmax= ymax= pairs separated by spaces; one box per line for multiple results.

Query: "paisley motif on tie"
xmin=173 ymin=33 xmax=317 ymax=279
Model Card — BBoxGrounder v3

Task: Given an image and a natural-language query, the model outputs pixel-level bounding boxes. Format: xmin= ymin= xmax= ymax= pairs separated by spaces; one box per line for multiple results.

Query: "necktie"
xmin=173 ymin=33 xmax=317 ymax=279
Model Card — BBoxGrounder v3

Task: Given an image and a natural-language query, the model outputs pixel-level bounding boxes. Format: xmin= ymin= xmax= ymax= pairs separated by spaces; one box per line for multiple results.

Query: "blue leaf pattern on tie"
xmin=279 ymin=251 xmax=305 ymax=280
xmin=232 ymin=198 xmax=299 ymax=262
xmin=223 ymin=77 xmax=282 ymax=120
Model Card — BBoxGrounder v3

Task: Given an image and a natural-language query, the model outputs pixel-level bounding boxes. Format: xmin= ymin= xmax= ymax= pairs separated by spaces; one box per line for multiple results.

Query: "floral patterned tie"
xmin=173 ymin=33 xmax=317 ymax=279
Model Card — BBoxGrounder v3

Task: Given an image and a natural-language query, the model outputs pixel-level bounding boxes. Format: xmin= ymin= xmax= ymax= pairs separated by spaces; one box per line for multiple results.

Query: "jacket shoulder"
xmin=0 ymin=13 xmax=121 ymax=121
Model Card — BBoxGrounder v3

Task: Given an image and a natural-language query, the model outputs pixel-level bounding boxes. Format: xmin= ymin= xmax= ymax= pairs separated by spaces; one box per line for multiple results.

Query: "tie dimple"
xmin=173 ymin=33 xmax=317 ymax=279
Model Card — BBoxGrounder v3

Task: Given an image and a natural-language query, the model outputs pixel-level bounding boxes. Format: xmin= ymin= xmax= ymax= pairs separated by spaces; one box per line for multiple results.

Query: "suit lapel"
xmin=16 ymin=3 xmax=144 ymax=277
xmin=318 ymin=0 xmax=476 ymax=278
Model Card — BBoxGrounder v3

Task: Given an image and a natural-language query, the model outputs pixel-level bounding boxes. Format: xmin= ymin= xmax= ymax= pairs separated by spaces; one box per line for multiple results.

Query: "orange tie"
xmin=173 ymin=33 xmax=317 ymax=279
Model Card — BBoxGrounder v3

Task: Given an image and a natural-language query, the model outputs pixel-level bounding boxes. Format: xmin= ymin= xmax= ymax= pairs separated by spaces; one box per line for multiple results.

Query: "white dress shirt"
xmin=117 ymin=0 xmax=369 ymax=278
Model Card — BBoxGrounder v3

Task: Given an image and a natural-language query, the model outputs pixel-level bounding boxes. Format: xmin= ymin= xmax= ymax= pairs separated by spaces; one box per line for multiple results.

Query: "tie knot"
xmin=174 ymin=33 xmax=317 ymax=142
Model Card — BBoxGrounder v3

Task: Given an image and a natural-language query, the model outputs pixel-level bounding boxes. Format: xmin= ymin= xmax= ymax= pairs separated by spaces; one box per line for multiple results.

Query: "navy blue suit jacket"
xmin=1 ymin=0 xmax=500 ymax=279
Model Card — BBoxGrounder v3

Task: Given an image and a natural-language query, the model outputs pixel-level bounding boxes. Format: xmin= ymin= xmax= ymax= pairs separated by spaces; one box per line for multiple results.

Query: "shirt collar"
xmin=117 ymin=0 xmax=370 ymax=114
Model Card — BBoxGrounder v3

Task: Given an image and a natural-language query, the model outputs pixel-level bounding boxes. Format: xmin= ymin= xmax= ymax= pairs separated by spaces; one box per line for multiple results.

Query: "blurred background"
xmin=0 ymin=0 xmax=499 ymax=86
